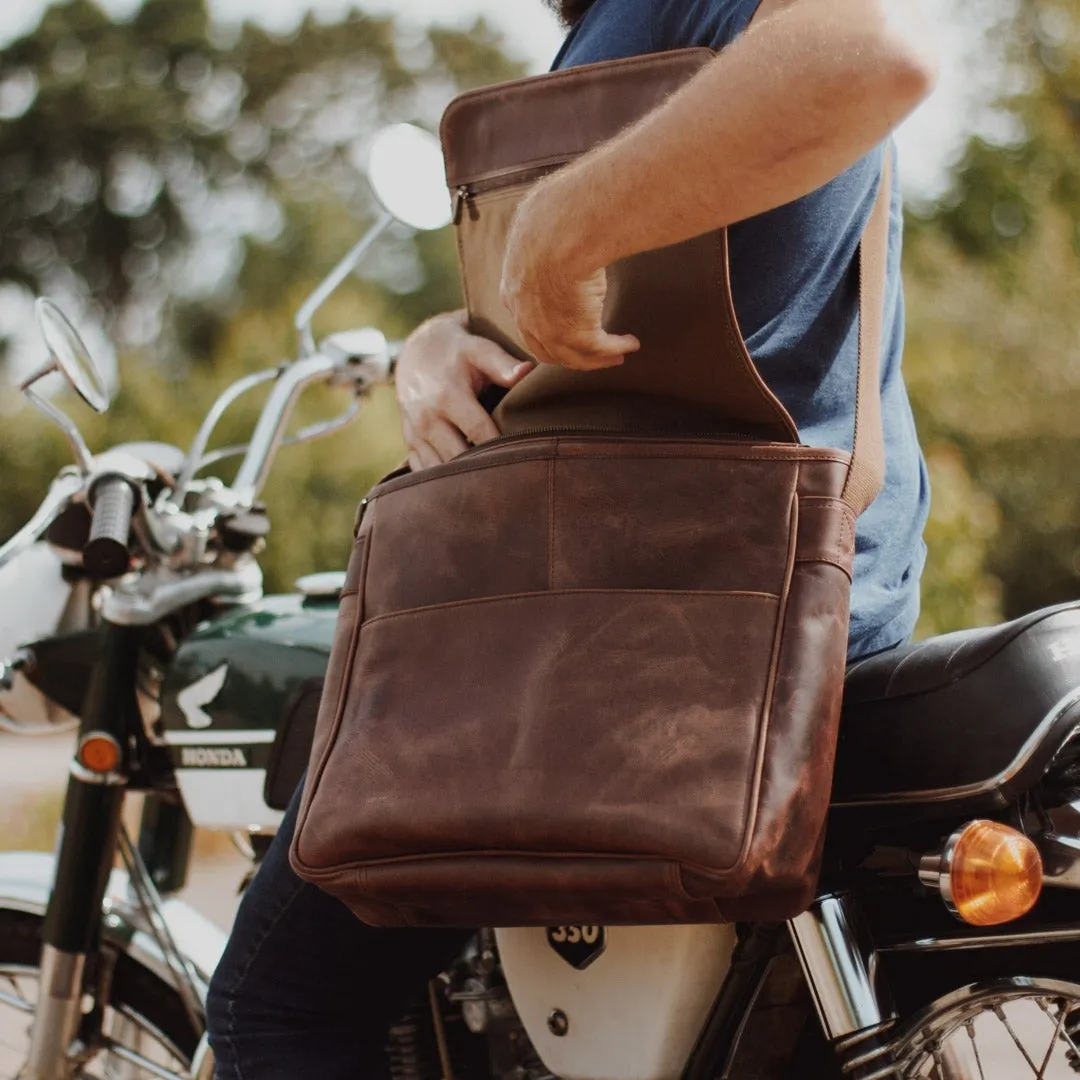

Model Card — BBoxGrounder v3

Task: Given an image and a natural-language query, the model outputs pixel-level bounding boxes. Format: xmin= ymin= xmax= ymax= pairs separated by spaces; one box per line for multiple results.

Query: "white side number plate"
xmin=546 ymin=925 xmax=607 ymax=970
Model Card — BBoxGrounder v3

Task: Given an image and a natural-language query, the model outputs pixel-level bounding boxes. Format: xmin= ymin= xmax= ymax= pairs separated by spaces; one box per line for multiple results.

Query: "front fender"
xmin=0 ymin=851 xmax=227 ymax=1005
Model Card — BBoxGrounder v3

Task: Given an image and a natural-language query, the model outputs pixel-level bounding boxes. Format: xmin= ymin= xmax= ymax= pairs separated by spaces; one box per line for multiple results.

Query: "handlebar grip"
xmin=84 ymin=477 xmax=135 ymax=579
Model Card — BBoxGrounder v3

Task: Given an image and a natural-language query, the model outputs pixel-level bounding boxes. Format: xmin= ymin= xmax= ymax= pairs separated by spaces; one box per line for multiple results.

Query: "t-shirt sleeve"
xmin=652 ymin=0 xmax=766 ymax=52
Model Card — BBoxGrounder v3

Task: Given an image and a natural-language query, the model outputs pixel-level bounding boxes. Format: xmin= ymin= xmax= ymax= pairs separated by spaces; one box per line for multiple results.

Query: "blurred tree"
xmin=11 ymin=0 xmax=1080 ymax=636
xmin=0 ymin=0 xmax=520 ymax=356
xmin=904 ymin=0 xmax=1080 ymax=624
xmin=0 ymin=0 xmax=524 ymax=588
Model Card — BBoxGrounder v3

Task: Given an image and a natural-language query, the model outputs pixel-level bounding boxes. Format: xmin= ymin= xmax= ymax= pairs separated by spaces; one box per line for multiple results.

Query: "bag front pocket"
xmin=297 ymin=587 xmax=784 ymax=877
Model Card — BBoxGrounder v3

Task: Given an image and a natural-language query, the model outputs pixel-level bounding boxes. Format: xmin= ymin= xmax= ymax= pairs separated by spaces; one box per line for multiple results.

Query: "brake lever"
xmin=320 ymin=328 xmax=394 ymax=392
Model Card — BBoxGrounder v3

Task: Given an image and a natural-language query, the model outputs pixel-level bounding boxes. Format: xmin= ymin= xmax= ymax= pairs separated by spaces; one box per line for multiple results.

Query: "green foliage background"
xmin=2 ymin=0 xmax=1080 ymax=634
xmin=0 ymin=0 xmax=521 ymax=592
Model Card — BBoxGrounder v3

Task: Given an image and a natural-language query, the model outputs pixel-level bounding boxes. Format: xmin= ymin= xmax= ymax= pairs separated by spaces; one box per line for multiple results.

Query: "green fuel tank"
xmin=159 ymin=574 xmax=342 ymax=833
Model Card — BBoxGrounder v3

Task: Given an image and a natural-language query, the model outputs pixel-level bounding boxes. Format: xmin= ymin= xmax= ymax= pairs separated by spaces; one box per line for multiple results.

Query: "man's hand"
xmin=496 ymin=0 xmax=936 ymax=350
xmin=395 ymin=310 xmax=532 ymax=472
xmin=499 ymin=179 xmax=641 ymax=372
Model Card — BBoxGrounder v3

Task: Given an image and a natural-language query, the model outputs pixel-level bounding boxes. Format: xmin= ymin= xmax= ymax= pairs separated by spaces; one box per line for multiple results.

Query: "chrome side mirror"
xmin=30 ymin=299 xmax=109 ymax=412
xmin=294 ymin=123 xmax=451 ymax=355
xmin=20 ymin=299 xmax=111 ymax=472
xmin=367 ymin=124 xmax=453 ymax=232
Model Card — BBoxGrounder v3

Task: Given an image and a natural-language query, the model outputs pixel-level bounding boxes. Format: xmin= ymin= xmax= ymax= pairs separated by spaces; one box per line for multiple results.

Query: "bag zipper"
xmin=452 ymin=161 xmax=569 ymax=225
xmin=369 ymin=427 xmax=804 ymax=501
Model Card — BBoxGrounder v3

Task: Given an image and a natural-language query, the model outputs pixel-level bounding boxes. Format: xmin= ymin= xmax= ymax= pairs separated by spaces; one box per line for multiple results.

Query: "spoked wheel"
xmin=892 ymin=978 xmax=1080 ymax=1079
xmin=0 ymin=910 xmax=199 ymax=1079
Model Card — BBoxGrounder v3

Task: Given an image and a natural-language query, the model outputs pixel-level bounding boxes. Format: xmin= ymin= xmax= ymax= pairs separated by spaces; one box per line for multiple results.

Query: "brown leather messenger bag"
xmin=290 ymin=49 xmax=893 ymax=928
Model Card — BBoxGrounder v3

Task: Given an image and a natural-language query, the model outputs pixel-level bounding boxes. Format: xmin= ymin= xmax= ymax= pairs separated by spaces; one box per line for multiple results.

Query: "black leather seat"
xmin=830 ymin=602 xmax=1080 ymax=817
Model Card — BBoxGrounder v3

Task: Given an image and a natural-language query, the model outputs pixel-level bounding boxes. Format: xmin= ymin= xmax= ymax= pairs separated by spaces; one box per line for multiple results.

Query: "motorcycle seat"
xmin=830 ymin=601 xmax=1080 ymax=819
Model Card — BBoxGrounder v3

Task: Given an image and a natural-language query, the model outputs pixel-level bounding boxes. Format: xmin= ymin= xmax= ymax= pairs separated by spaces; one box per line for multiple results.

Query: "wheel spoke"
xmin=0 ymin=984 xmax=32 ymax=1016
xmin=966 ymin=1019 xmax=988 ymax=1080
xmin=931 ymin=1047 xmax=944 ymax=1080
xmin=96 ymin=1040 xmax=189 ymax=1080
xmin=1044 ymin=1001 xmax=1080 ymax=1059
xmin=0 ymin=962 xmax=189 ymax=1080
xmin=994 ymin=1004 xmax=1042 ymax=1074
xmin=1035 ymin=1003 xmax=1067 ymax=1080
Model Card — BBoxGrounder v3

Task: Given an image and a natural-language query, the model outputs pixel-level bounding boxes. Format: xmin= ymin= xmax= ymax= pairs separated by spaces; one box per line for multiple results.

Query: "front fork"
xmin=20 ymin=624 xmax=138 ymax=1080
xmin=789 ymin=893 xmax=899 ymax=1080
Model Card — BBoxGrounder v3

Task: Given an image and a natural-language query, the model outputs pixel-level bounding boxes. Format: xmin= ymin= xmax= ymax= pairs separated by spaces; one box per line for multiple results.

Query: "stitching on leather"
xmin=465 ymin=185 xmax=534 ymax=206
xmin=290 ymin=591 xmax=365 ymax=872
xmin=363 ymin=588 xmax=781 ymax=628
xmin=543 ymin=450 xmax=843 ymax=463
xmin=799 ymin=493 xmax=856 ymax=565
xmin=373 ymin=453 xmax=554 ymax=496
xmin=370 ymin=447 xmax=849 ymax=499
xmin=793 ymin=553 xmax=853 ymax=581
xmin=668 ymin=862 xmax=696 ymax=902
xmin=301 ymin=847 xmax=768 ymax=885
xmin=356 ymin=528 xmax=373 ymax=625
xmin=716 ymin=229 xmax=799 ymax=441
xmin=439 ymin=49 xmax=715 ymax=149
xmin=547 ymin=456 xmax=555 ymax=590
xmin=798 ymin=496 xmax=848 ymax=509
xmin=453 ymin=157 xmax=572 ymax=189
xmin=736 ymin=481 xmax=801 ymax=874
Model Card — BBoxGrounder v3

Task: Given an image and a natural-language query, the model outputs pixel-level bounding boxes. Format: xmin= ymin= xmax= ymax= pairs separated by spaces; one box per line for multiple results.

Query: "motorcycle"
xmin=3 ymin=121 xmax=1080 ymax=1080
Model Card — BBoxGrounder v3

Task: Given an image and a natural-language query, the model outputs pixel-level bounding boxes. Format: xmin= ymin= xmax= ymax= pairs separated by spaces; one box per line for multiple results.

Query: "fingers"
xmin=466 ymin=339 xmax=533 ymax=389
xmin=596 ymin=331 xmax=641 ymax=356
xmin=500 ymin=257 xmax=641 ymax=370
xmin=397 ymin=318 xmax=516 ymax=468
xmin=408 ymin=440 xmax=441 ymax=472
xmin=454 ymin=395 xmax=501 ymax=446
xmin=425 ymin=419 xmax=470 ymax=463
xmin=406 ymin=407 xmax=493 ymax=471
xmin=521 ymin=327 xmax=638 ymax=372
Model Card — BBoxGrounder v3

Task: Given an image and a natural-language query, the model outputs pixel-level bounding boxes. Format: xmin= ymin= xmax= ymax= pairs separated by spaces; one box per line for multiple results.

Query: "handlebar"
xmin=84 ymin=476 xmax=136 ymax=579
xmin=229 ymin=329 xmax=393 ymax=508
xmin=229 ymin=353 xmax=339 ymax=507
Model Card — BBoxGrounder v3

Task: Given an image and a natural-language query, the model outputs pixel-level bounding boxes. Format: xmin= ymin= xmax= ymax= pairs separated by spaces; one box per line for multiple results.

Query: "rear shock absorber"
xmin=386 ymin=1003 xmax=440 ymax=1080
xmin=788 ymin=893 xmax=901 ymax=1079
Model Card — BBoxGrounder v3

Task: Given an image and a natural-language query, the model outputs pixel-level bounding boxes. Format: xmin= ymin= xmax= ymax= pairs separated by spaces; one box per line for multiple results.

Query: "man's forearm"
xmin=541 ymin=0 xmax=937 ymax=275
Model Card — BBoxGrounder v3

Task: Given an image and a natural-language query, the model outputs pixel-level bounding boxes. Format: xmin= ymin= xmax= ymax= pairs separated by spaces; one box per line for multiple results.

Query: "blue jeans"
xmin=205 ymin=781 xmax=471 ymax=1079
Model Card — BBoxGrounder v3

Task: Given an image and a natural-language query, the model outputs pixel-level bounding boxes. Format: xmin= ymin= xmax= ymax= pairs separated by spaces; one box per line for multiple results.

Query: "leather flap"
xmin=440 ymin=49 xmax=714 ymax=186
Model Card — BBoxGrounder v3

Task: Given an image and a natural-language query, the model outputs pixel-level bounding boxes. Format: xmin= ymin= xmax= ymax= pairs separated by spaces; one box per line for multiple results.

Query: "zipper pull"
xmin=353 ymin=497 xmax=369 ymax=536
xmin=452 ymin=185 xmax=476 ymax=225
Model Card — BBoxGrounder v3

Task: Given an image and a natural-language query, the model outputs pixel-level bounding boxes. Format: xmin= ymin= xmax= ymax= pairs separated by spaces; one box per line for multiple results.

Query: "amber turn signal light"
xmin=920 ymin=821 xmax=1043 ymax=927
xmin=77 ymin=732 xmax=122 ymax=775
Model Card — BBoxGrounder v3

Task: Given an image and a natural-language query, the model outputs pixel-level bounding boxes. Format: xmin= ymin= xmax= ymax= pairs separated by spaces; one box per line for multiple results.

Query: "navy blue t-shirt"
xmin=552 ymin=0 xmax=929 ymax=659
